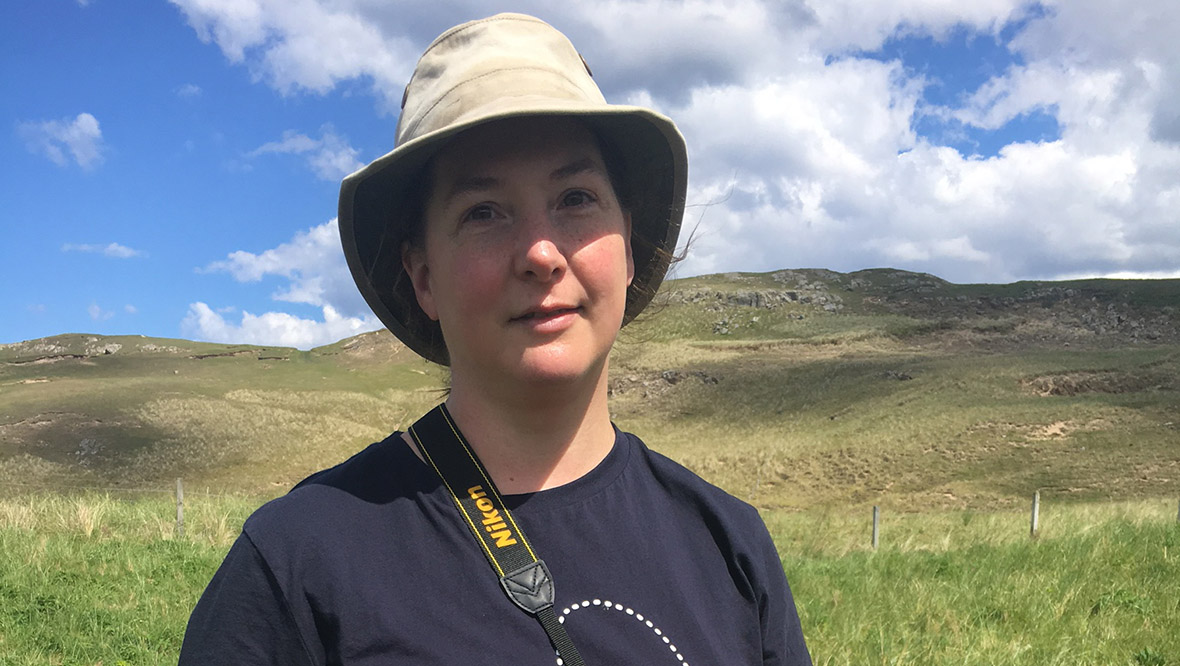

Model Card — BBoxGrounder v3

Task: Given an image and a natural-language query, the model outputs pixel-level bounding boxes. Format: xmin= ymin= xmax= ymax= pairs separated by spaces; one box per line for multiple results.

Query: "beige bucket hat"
xmin=338 ymin=13 xmax=688 ymax=365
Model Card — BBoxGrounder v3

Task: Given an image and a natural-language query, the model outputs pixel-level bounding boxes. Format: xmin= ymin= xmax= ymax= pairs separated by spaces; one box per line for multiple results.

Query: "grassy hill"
xmin=2 ymin=268 xmax=1177 ymax=509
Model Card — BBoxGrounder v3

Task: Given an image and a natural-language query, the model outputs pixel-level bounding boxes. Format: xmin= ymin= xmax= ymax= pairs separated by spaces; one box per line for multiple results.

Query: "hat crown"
xmin=397 ymin=14 xmax=604 ymax=147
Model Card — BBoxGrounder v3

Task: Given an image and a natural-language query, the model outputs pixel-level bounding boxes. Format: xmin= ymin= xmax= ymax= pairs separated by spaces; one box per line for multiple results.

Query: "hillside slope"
xmin=2 ymin=269 xmax=1177 ymax=507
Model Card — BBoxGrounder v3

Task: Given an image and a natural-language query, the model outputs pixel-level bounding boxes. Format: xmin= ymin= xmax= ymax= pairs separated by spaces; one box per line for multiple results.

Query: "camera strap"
xmin=408 ymin=404 xmax=586 ymax=666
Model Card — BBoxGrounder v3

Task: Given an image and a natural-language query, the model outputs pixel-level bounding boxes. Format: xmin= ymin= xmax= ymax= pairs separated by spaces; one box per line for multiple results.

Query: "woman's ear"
xmin=401 ymin=243 xmax=440 ymax=321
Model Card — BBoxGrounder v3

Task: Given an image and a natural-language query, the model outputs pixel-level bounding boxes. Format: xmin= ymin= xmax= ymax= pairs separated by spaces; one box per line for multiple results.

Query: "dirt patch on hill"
xmin=315 ymin=330 xmax=409 ymax=366
xmin=0 ymin=412 xmax=147 ymax=470
xmin=964 ymin=418 xmax=1110 ymax=442
xmin=190 ymin=349 xmax=258 ymax=360
xmin=6 ymin=354 xmax=89 ymax=366
xmin=1021 ymin=371 xmax=1171 ymax=396
xmin=608 ymin=368 xmax=720 ymax=399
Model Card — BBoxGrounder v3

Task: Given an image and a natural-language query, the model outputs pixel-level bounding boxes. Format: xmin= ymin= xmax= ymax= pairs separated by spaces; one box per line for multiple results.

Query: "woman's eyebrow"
xmin=551 ymin=157 xmax=603 ymax=181
xmin=440 ymin=157 xmax=604 ymax=201
xmin=442 ymin=175 xmax=499 ymax=201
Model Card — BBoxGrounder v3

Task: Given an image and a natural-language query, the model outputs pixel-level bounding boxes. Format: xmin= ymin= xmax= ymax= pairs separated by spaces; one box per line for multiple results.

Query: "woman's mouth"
xmin=511 ymin=306 xmax=581 ymax=323
xmin=509 ymin=307 xmax=582 ymax=330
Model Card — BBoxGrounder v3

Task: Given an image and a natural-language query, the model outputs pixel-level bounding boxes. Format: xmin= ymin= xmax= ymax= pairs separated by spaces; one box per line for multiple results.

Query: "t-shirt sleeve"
xmin=178 ymin=533 xmax=319 ymax=666
xmin=755 ymin=520 xmax=813 ymax=666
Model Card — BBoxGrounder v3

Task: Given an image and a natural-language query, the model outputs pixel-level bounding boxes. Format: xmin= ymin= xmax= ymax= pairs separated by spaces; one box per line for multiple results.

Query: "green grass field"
xmin=1 ymin=494 xmax=1176 ymax=665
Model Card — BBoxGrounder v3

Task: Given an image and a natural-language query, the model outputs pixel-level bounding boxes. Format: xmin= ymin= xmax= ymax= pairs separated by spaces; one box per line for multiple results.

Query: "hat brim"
xmin=339 ymin=101 xmax=687 ymax=365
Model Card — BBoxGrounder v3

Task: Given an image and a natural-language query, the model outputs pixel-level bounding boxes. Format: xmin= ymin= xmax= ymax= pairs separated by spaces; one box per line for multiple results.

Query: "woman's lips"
xmin=513 ymin=306 xmax=578 ymax=320
xmin=510 ymin=306 xmax=581 ymax=330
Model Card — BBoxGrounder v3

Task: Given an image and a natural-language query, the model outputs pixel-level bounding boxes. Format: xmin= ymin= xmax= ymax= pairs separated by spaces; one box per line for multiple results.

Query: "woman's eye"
xmin=560 ymin=190 xmax=596 ymax=208
xmin=463 ymin=204 xmax=498 ymax=222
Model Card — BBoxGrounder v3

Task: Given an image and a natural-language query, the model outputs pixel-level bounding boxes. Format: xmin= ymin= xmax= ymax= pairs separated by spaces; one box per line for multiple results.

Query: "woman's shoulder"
xmin=616 ymin=431 xmax=785 ymax=585
xmin=243 ymin=433 xmax=434 ymax=544
xmin=619 ymin=430 xmax=766 ymax=528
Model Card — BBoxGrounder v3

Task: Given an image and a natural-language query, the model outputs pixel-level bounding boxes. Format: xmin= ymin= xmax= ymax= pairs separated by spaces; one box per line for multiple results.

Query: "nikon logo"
xmin=467 ymin=485 xmax=518 ymax=548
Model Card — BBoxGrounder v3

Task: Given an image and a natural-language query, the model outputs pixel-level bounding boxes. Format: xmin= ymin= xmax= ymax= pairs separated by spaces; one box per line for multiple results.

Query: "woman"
xmin=181 ymin=13 xmax=811 ymax=665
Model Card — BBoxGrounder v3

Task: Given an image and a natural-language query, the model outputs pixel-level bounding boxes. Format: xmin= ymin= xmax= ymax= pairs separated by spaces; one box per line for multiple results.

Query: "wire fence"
xmin=1 ymin=480 xmax=229 ymax=497
xmin=3 ymin=478 xmax=1179 ymax=548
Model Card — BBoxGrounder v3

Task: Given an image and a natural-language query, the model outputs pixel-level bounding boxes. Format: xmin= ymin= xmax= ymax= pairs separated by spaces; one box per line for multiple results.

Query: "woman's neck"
xmin=440 ymin=363 xmax=616 ymax=494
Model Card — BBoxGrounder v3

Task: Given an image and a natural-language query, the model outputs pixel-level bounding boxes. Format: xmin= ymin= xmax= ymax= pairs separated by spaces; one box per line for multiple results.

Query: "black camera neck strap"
xmin=407 ymin=403 xmax=586 ymax=666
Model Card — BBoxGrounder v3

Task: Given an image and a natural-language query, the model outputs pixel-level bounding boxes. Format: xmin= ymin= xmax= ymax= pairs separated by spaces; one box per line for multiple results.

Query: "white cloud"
xmin=163 ymin=0 xmax=1021 ymax=106
xmin=250 ymin=132 xmax=318 ymax=155
xmin=661 ymin=0 xmax=1180 ymax=282
xmin=62 ymin=242 xmax=143 ymax=258
xmin=176 ymin=83 xmax=203 ymax=98
xmin=168 ymin=0 xmax=418 ymax=111
xmin=1055 ymin=269 xmax=1180 ymax=281
xmin=191 ymin=218 xmax=383 ymax=347
xmin=181 ymin=302 xmax=380 ymax=349
xmin=173 ymin=0 xmax=1180 ymax=283
xmin=866 ymin=236 xmax=990 ymax=265
xmin=248 ymin=126 xmax=363 ymax=180
xmin=202 ymin=218 xmax=369 ymax=314
xmin=17 ymin=112 xmax=106 ymax=169
xmin=804 ymin=0 xmax=1032 ymax=53
xmin=124 ymin=304 xmax=138 ymax=314
xmin=88 ymin=303 xmax=113 ymax=321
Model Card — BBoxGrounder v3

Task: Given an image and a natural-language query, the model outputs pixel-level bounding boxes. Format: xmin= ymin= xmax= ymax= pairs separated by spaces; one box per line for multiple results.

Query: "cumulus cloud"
xmin=248 ymin=126 xmax=363 ymax=180
xmin=1058 ymin=269 xmax=1180 ymax=280
xmin=62 ymin=242 xmax=143 ymax=258
xmin=172 ymin=0 xmax=1180 ymax=283
xmin=88 ymin=303 xmax=113 ymax=321
xmin=176 ymin=82 xmax=203 ymax=98
xmin=658 ymin=0 xmax=1180 ymax=282
xmin=17 ymin=112 xmax=106 ymax=169
xmin=181 ymin=302 xmax=379 ymax=349
xmin=201 ymin=218 xmax=369 ymax=313
xmin=190 ymin=218 xmax=382 ymax=347
xmin=168 ymin=0 xmax=420 ymax=111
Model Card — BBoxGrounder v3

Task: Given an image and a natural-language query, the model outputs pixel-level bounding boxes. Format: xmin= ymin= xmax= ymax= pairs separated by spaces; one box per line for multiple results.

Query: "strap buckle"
xmin=500 ymin=560 xmax=555 ymax=615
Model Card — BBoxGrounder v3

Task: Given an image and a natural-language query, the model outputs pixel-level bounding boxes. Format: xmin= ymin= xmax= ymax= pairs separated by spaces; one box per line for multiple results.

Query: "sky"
xmin=3 ymin=0 xmax=1179 ymax=349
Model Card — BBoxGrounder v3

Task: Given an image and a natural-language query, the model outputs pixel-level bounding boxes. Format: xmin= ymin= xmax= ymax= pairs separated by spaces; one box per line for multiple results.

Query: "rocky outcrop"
xmin=665 ymin=286 xmax=844 ymax=312
xmin=609 ymin=369 xmax=721 ymax=398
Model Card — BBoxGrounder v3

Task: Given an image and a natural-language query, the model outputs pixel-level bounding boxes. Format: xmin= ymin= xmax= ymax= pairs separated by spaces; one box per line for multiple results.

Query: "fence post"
xmin=176 ymin=478 xmax=184 ymax=538
xmin=1030 ymin=490 xmax=1040 ymax=539
xmin=872 ymin=505 xmax=880 ymax=550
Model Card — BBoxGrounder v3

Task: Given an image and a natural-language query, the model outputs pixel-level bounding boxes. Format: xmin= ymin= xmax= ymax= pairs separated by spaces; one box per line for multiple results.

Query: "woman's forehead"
xmin=429 ymin=116 xmax=606 ymax=185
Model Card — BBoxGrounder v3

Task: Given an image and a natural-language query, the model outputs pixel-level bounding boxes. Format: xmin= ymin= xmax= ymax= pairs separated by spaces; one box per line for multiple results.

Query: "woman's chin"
xmin=510 ymin=346 xmax=608 ymax=388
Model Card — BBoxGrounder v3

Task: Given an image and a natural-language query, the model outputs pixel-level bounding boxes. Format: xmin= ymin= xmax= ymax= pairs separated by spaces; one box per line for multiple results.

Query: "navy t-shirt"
xmin=179 ymin=428 xmax=811 ymax=665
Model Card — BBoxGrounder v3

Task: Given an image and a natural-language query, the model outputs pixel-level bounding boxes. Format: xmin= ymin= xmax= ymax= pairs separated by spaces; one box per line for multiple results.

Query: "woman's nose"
xmin=514 ymin=214 xmax=567 ymax=282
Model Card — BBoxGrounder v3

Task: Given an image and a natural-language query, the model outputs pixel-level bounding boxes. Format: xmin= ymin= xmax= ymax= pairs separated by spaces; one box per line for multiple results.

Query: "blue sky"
xmin=4 ymin=1 xmax=1178 ymax=348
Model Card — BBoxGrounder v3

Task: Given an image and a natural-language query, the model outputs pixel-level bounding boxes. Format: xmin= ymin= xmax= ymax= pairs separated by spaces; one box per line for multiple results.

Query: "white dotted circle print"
xmin=553 ymin=598 xmax=689 ymax=665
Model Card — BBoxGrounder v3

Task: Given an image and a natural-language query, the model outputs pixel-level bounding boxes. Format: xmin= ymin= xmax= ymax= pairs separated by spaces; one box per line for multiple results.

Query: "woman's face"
xmin=403 ymin=117 xmax=634 ymax=389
